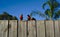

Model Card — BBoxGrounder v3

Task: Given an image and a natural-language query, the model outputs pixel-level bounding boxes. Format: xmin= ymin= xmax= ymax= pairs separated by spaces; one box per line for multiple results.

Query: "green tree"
xmin=30 ymin=0 xmax=60 ymax=20
xmin=0 ymin=12 xmax=18 ymax=20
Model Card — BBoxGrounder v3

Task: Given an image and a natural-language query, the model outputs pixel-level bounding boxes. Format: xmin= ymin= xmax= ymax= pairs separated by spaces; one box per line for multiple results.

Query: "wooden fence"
xmin=0 ymin=20 xmax=60 ymax=37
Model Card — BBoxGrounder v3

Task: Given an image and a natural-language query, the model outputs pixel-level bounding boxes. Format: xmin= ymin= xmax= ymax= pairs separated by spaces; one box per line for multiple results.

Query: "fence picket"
xmin=46 ymin=20 xmax=54 ymax=37
xmin=37 ymin=21 xmax=45 ymax=37
xmin=18 ymin=21 xmax=27 ymax=37
xmin=0 ymin=20 xmax=8 ymax=37
xmin=28 ymin=21 xmax=36 ymax=37
xmin=9 ymin=20 xmax=17 ymax=37
xmin=55 ymin=21 xmax=60 ymax=37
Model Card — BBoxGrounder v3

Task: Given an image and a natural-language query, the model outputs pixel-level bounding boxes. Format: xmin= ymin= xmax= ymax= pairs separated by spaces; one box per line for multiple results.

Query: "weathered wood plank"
xmin=55 ymin=20 xmax=60 ymax=37
xmin=28 ymin=20 xmax=36 ymax=37
xmin=9 ymin=20 xmax=17 ymax=37
xmin=58 ymin=20 xmax=60 ymax=37
xmin=46 ymin=20 xmax=54 ymax=37
xmin=0 ymin=20 xmax=60 ymax=37
xmin=18 ymin=21 xmax=27 ymax=37
xmin=0 ymin=20 xmax=8 ymax=37
xmin=37 ymin=21 xmax=45 ymax=37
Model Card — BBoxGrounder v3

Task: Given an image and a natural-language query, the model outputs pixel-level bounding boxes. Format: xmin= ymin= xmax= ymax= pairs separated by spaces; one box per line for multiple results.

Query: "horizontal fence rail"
xmin=0 ymin=20 xmax=60 ymax=37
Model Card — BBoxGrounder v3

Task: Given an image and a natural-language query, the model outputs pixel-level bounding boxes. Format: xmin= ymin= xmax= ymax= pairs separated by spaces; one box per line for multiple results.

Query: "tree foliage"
xmin=0 ymin=12 xmax=18 ymax=20
xmin=30 ymin=0 xmax=60 ymax=20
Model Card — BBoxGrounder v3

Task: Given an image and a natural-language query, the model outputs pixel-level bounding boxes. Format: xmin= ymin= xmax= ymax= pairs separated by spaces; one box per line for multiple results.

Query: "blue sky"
xmin=0 ymin=0 xmax=60 ymax=20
